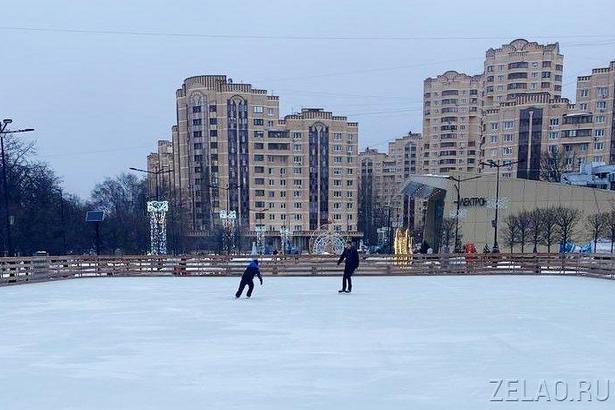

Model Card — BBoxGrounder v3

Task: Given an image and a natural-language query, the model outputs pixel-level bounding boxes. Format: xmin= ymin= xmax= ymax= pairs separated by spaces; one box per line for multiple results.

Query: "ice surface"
xmin=1 ymin=276 xmax=615 ymax=409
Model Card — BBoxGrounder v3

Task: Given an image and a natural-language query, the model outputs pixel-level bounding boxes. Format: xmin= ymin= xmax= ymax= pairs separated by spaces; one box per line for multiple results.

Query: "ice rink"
xmin=1 ymin=276 xmax=614 ymax=409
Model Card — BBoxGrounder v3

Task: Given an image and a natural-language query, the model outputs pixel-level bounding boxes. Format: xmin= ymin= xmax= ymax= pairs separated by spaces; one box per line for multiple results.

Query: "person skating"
xmin=235 ymin=259 xmax=263 ymax=298
xmin=337 ymin=241 xmax=359 ymax=293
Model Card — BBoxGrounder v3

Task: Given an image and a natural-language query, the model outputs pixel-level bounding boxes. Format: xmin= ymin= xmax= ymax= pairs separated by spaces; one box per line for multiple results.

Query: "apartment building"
xmin=483 ymin=39 xmax=563 ymax=108
xmin=576 ymin=61 xmax=615 ymax=163
xmin=423 ymin=71 xmax=482 ymax=174
xmin=148 ymin=75 xmax=359 ymax=251
xmin=423 ymin=39 xmax=615 ymax=183
xmin=481 ymin=60 xmax=615 ymax=179
xmin=146 ymin=140 xmax=174 ymax=200
xmin=359 ymin=132 xmax=422 ymax=245
xmin=359 ymin=148 xmax=393 ymax=244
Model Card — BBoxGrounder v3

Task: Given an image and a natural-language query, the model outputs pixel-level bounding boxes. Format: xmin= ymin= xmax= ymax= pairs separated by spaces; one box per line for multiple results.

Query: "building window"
xmin=548 ymin=131 xmax=559 ymax=140
xmin=490 ymin=135 xmax=498 ymax=144
xmin=490 ymin=122 xmax=498 ymax=130
xmin=503 ymin=121 xmax=514 ymax=130
xmin=504 ymin=134 xmax=513 ymax=142
xmin=594 ymin=142 xmax=605 ymax=151
xmin=253 ymin=106 xmax=263 ymax=113
xmin=595 ymin=129 xmax=605 ymax=137
xmin=193 ymin=131 xmax=202 ymax=138
xmin=597 ymin=87 xmax=609 ymax=98
xmin=502 ymin=147 xmax=513 ymax=156
xmin=209 ymin=118 xmax=217 ymax=125
xmin=550 ymin=118 xmax=559 ymax=126
xmin=192 ymin=106 xmax=201 ymax=113
xmin=192 ymin=119 xmax=202 ymax=126
xmin=253 ymin=119 xmax=264 ymax=126
xmin=596 ymin=115 xmax=605 ymax=124
xmin=597 ymin=101 xmax=607 ymax=110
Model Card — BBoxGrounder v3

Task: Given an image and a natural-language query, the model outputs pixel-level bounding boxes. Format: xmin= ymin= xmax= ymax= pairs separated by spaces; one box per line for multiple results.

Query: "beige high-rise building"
xmin=423 ymin=71 xmax=482 ymax=174
xmin=423 ymin=39 xmax=615 ymax=185
xmin=483 ymin=39 xmax=563 ymax=109
xmin=148 ymin=75 xmax=359 ymax=251
xmin=480 ymin=93 xmax=590 ymax=179
xmin=576 ymin=61 xmax=615 ymax=164
xmin=481 ymin=61 xmax=615 ymax=179
xmin=146 ymin=140 xmax=173 ymax=200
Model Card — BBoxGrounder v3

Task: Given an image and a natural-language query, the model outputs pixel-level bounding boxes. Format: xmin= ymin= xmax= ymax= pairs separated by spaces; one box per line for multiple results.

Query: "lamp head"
xmin=3 ymin=119 xmax=12 ymax=125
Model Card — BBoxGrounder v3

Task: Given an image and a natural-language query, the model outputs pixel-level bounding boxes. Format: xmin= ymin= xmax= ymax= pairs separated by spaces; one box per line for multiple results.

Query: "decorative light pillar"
xmin=147 ymin=201 xmax=169 ymax=255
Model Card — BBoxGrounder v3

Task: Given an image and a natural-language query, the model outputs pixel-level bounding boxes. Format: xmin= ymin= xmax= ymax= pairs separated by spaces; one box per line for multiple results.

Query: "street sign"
xmin=85 ymin=211 xmax=104 ymax=222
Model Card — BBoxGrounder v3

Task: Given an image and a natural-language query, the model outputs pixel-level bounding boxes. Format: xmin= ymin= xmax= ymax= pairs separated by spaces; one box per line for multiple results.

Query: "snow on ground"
xmin=1 ymin=276 xmax=615 ymax=409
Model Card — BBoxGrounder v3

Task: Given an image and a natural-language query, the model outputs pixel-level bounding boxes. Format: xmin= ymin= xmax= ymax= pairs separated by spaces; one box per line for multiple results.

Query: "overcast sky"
xmin=2 ymin=0 xmax=615 ymax=198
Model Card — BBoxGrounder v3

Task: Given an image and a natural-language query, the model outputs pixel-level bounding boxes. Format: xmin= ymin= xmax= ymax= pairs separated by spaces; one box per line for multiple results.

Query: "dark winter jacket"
xmin=242 ymin=260 xmax=263 ymax=284
xmin=338 ymin=247 xmax=359 ymax=273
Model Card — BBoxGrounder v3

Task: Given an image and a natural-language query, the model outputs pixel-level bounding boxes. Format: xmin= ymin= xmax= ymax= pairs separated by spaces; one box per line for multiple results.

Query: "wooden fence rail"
xmin=1 ymin=253 xmax=614 ymax=287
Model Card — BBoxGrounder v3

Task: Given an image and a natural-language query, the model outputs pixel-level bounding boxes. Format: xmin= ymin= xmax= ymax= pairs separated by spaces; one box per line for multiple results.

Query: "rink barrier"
xmin=1 ymin=253 xmax=614 ymax=287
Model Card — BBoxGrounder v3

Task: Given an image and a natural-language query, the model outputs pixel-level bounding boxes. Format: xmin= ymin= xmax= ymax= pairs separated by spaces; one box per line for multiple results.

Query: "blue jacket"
xmin=242 ymin=261 xmax=263 ymax=283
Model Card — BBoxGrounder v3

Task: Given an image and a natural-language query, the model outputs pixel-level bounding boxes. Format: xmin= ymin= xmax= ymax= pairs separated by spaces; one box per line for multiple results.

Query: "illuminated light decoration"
xmin=255 ymin=225 xmax=266 ymax=255
xmin=279 ymin=227 xmax=291 ymax=254
xmin=310 ymin=223 xmax=346 ymax=255
xmin=220 ymin=210 xmax=237 ymax=253
xmin=147 ymin=201 xmax=169 ymax=255
xmin=449 ymin=209 xmax=468 ymax=220
xmin=394 ymin=228 xmax=412 ymax=266
xmin=486 ymin=197 xmax=510 ymax=209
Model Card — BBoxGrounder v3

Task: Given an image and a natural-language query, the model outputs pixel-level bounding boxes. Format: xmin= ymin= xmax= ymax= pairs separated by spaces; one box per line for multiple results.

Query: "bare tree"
xmin=516 ymin=210 xmax=531 ymax=253
xmin=586 ymin=212 xmax=608 ymax=252
xmin=541 ymin=207 xmax=558 ymax=253
xmin=606 ymin=209 xmax=615 ymax=254
xmin=540 ymin=148 xmax=577 ymax=182
xmin=439 ymin=217 xmax=456 ymax=253
xmin=503 ymin=214 xmax=520 ymax=253
xmin=554 ymin=206 xmax=581 ymax=252
xmin=527 ymin=208 xmax=545 ymax=253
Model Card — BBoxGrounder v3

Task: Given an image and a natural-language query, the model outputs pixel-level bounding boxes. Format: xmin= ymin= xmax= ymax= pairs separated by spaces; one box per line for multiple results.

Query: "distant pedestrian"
xmin=235 ymin=259 xmax=263 ymax=298
xmin=337 ymin=241 xmax=359 ymax=293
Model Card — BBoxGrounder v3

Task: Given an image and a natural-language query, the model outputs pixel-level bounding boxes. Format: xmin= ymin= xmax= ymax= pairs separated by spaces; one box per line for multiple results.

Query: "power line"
xmin=2 ymin=26 xmax=615 ymax=42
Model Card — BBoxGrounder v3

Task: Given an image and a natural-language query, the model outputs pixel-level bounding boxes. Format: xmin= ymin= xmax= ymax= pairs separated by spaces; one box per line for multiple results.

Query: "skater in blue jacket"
xmin=235 ymin=259 xmax=263 ymax=298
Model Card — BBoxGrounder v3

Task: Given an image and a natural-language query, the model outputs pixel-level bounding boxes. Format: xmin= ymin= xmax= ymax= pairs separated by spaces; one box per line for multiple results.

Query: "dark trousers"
xmin=235 ymin=278 xmax=254 ymax=298
xmin=342 ymin=268 xmax=354 ymax=291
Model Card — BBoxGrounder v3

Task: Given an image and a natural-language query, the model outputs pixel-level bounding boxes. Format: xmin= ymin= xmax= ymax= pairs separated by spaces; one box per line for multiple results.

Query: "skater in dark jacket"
xmin=337 ymin=241 xmax=359 ymax=293
xmin=235 ymin=259 xmax=263 ymax=298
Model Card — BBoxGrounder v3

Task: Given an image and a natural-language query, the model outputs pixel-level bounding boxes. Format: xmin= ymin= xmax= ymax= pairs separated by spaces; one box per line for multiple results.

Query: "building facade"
xmin=148 ymin=75 xmax=359 ymax=251
xmin=483 ymin=39 xmax=563 ymax=109
xmin=423 ymin=39 xmax=613 ymax=184
xmin=576 ymin=61 xmax=615 ymax=164
xmin=359 ymin=132 xmax=422 ymax=245
xmin=423 ymin=71 xmax=482 ymax=174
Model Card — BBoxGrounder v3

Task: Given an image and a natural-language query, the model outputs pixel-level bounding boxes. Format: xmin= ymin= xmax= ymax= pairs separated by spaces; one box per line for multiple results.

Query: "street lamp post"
xmin=129 ymin=167 xmax=174 ymax=255
xmin=129 ymin=166 xmax=173 ymax=200
xmin=480 ymin=159 xmax=523 ymax=253
xmin=0 ymin=119 xmax=35 ymax=256
xmin=447 ymin=175 xmax=481 ymax=253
